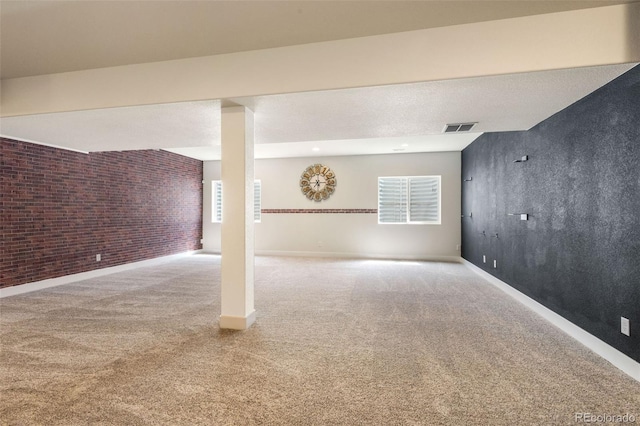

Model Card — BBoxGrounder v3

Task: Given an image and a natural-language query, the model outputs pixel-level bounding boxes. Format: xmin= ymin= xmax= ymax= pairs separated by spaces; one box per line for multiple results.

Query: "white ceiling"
xmin=0 ymin=101 xmax=221 ymax=153
xmin=0 ymin=63 xmax=636 ymax=160
xmin=0 ymin=1 xmax=637 ymax=160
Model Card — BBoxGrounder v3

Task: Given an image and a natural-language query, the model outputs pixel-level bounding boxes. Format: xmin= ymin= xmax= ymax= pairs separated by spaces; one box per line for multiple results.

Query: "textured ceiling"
xmin=0 ymin=101 xmax=221 ymax=153
xmin=0 ymin=0 xmax=634 ymax=79
xmin=234 ymin=65 xmax=638 ymax=144
xmin=1 ymin=64 xmax=635 ymax=160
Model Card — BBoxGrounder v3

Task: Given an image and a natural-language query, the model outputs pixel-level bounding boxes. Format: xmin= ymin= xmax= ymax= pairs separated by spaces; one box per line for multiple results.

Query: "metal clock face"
xmin=300 ymin=164 xmax=336 ymax=201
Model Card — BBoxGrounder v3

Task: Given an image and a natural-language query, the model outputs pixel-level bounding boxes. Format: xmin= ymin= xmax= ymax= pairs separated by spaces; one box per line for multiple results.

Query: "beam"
xmin=2 ymin=3 xmax=639 ymax=117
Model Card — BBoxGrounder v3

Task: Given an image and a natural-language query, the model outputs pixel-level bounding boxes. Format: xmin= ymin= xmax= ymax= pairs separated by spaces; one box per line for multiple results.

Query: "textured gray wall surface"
xmin=461 ymin=65 xmax=640 ymax=362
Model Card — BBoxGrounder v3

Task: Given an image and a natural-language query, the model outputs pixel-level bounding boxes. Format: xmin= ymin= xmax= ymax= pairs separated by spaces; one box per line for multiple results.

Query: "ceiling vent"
xmin=443 ymin=122 xmax=477 ymax=133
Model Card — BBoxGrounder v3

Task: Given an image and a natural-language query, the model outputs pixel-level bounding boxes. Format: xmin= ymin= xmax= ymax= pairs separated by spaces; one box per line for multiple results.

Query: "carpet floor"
xmin=1 ymin=254 xmax=638 ymax=425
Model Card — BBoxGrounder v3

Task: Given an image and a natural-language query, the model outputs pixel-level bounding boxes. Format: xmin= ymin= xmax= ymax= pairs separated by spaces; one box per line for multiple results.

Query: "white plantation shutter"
xmin=213 ymin=181 xmax=223 ymax=222
xmin=378 ymin=176 xmax=440 ymax=224
xmin=408 ymin=177 xmax=440 ymax=223
xmin=254 ymin=180 xmax=261 ymax=222
xmin=378 ymin=177 xmax=407 ymax=223
xmin=212 ymin=180 xmax=261 ymax=223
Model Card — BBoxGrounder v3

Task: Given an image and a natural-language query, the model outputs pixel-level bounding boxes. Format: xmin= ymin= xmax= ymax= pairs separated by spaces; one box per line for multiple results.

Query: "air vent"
xmin=443 ymin=122 xmax=477 ymax=133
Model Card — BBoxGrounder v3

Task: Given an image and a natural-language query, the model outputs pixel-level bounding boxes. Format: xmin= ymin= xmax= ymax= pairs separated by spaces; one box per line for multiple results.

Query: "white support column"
xmin=219 ymin=106 xmax=255 ymax=330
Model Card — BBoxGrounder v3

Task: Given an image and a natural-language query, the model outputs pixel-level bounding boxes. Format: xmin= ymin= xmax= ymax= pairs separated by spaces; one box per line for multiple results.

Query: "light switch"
xmin=621 ymin=317 xmax=630 ymax=336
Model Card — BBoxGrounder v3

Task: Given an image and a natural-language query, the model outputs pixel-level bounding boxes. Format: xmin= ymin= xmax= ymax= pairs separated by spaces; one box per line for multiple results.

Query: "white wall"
xmin=203 ymin=152 xmax=461 ymax=260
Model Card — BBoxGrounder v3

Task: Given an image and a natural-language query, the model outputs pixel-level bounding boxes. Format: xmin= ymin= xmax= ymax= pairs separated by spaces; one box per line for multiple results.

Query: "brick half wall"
xmin=1 ymin=138 xmax=203 ymax=288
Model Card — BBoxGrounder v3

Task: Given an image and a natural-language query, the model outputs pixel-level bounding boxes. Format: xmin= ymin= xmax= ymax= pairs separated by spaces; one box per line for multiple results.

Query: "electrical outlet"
xmin=483 ymin=255 xmax=486 ymax=263
xmin=200 ymin=239 xmax=204 ymax=244
xmin=493 ymin=259 xmax=497 ymax=269
xmin=621 ymin=317 xmax=630 ymax=336
xmin=96 ymin=254 xmax=101 ymax=262
xmin=456 ymin=244 xmax=460 ymax=251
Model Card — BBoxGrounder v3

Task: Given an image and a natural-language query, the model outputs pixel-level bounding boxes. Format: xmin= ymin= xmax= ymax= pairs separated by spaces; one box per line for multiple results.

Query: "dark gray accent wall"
xmin=461 ymin=64 xmax=640 ymax=362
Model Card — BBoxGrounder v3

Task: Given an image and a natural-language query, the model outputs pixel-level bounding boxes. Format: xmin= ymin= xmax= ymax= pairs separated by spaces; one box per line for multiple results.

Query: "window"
xmin=253 ymin=180 xmax=261 ymax=222
xmin=378 ymin=176 xmax=441 ymax=224
xmin=212 ymin=180 xmax=261 ymax=223
xmin=213 ymin=181 xmax=223 ymax=223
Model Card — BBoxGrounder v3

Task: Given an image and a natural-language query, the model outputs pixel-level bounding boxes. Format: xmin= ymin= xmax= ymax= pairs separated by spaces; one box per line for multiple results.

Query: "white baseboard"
xmin=0 ymin=251 xmax=201 ymax=298
xmin=462 ymin=259 xmax=640 ymax=383
xmin=255 ymin=249 xmax=461 ymax=263
xmin=197 ymin=249 xmax=462 ymax=263
xmin=199 ymin=250 xmax=221 ymax=255
xmin=219 ymin=310 xmax=256 ymax=330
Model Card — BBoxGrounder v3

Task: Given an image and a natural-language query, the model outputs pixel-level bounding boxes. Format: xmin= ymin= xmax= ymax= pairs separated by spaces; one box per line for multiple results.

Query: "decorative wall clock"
xmin=300 ymin=164 xmax=337 ymax=201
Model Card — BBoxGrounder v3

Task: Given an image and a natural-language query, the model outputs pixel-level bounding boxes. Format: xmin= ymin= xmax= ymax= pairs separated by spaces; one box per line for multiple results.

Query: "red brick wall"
xmin=1 ymin=138 xmax=203 ymax=288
